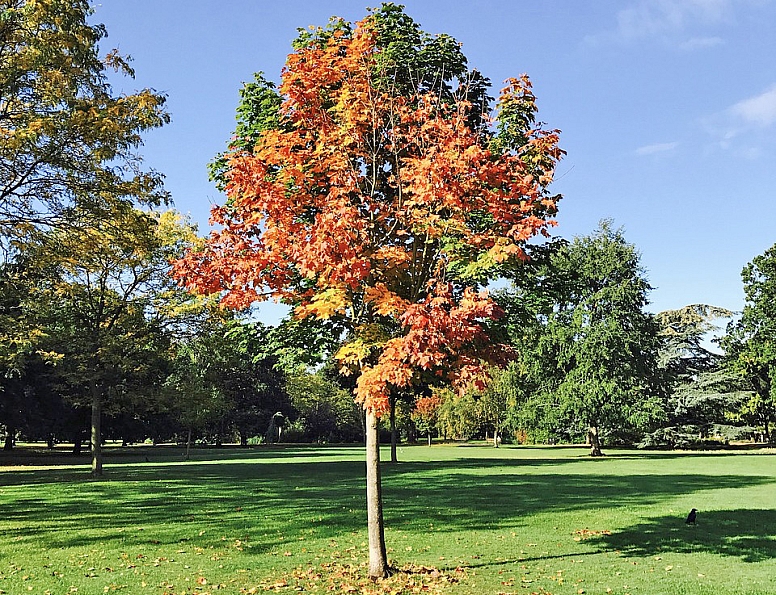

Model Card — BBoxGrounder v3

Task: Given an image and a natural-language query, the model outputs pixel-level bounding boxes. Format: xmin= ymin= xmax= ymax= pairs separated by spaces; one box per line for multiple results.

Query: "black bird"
xmin=685 ymin=508 xmax=698 ymax=525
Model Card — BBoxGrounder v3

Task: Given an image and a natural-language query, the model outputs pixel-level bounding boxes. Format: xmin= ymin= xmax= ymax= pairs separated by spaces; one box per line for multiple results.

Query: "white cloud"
xmin=679 ymin=36 xmax=724 ymax=50
xmin=589 ymin=0 xmax=732 ymax=45
xmin=636 ymin=141 xmax=679 ymax=155
xmin=701 ymin=83 xmax=776 ymax=156
xmin=730 ymin=84 xmax=776 ymax=127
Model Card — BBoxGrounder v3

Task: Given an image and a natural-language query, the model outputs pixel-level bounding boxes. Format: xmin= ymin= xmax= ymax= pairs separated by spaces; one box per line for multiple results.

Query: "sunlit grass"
xmin=0 ymin=444 xmax=774 ymax=594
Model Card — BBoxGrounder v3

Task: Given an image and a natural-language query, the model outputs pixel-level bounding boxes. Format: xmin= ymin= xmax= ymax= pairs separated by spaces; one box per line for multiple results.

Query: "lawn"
xmin=0 ymin=443 xmax=774 ymax=595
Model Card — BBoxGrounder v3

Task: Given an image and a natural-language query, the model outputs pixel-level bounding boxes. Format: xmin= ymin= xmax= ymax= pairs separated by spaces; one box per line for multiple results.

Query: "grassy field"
xmin=0 ymin=443 xmax=774 ymax=595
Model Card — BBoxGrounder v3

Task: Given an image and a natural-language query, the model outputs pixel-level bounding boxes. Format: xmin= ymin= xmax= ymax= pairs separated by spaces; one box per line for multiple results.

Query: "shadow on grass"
xmin=2 ymin=449 xmax=773 ymax=558
xmin=383 ymin=467 xmax=775 ymax=532
xmin=591 ymin=509 xmax=776 ymax=563
xmin=0 ymin=443 xmax=367 ymax=468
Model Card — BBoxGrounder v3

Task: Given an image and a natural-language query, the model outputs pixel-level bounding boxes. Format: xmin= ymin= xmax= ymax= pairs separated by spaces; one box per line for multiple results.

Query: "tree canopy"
xmin=498 ymin=222 xmax=666 ymax=455
xmin=0 ymin=0 xmax=169 ymax=239
xmin=723 ymin=243 xmax=776 ymax=442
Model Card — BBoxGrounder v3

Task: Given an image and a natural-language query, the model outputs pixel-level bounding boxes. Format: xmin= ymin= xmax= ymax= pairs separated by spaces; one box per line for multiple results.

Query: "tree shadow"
xmin=591 ymin=509 xmax=776 ymax=563
xmin=382 ymin=468 xmax=775 ymax=532
xmin=1 ymin=451 xmax=774 ymax=557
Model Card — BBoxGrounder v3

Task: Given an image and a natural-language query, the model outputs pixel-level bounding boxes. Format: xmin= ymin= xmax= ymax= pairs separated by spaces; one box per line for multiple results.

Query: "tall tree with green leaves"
xmin=176 ymin=4 xmax=562 ymax=576
xmin=477 ymin=362 xmax=525 ymax=447
xmin=647 ymin=304 xmax=748 ymax=447
xmin=500 ymin=222 xmax=666 ymax=455
xmin=28 ymin=208 xmax=195 ymax=475
xmin=0 ymin=0 xmax=169 ymax=239
xmin=723 ymin=243 xmax=776 ymax=443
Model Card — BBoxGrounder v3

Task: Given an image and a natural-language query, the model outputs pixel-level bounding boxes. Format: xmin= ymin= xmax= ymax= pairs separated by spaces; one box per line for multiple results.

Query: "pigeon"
xmin=685 ymin=508 xmax=697 ymax=525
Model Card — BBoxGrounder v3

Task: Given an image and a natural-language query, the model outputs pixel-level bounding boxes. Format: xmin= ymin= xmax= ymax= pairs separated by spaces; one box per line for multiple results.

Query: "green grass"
xmin=0 ymin=444 xmax=774 ymax=595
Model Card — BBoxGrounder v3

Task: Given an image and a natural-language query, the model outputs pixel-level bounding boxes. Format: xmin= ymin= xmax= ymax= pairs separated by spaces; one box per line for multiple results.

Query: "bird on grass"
xmin=685 ymin=508 xmax=698 ymax=525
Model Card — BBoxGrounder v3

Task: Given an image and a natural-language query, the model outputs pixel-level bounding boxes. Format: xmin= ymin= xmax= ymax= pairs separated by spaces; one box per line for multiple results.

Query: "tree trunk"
xmin=73 ymin=433 xmax=83 ymax=454
xmin=365 ymin=410 xmax=390 ymax=578
xmin=588 ymin=425 xmax=603 ymax=457
xmin=185 ymin=427 xmax=192 ymax=460
xmin=427 ymin=431 xmax=432 ymax=447
xmin=3 ymin=428 xmax=14 ymax=451
xmin=90 ymin=382 xmax=103 ymax=476
xmin=764 ymin=418 xmax=771 ymax=444
xmin=493 ymin=423 xmax=500 ymax=448
xmin=389 ymin=396 xmax=398 ymax=464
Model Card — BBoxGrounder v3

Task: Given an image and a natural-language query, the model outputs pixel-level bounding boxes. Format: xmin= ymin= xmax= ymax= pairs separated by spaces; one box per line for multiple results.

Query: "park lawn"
xmin=0 ymin=444 xmax=774 ymax=595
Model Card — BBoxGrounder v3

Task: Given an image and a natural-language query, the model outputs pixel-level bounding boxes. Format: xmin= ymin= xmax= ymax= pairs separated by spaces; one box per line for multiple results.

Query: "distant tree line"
xmin=3 ymin=219 xmax=774 ymax=457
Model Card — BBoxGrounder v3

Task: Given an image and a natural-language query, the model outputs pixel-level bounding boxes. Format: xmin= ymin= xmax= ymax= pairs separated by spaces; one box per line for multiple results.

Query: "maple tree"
xmin=412 ymin=394 xmax=441 ymax=446
xmin=176 ymin=5 xmax=562 ymax=577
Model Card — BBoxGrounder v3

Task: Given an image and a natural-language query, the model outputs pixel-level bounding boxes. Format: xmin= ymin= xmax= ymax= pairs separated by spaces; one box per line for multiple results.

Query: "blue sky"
xmin=92 ymin=0 xmax=776 ymax=321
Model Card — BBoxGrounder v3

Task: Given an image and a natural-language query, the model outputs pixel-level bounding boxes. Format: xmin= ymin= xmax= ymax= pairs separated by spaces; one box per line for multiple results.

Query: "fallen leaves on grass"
xmin=572 ymin=529 xmax=612 ymax=541
xmin=241 ymin=561 xmax=466 ymax=594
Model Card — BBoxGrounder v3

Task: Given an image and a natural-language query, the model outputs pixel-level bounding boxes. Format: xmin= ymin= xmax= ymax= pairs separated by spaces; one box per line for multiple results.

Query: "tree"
xmin=411 ymin=394 xmax=441 ymax=446
xmin=0 ymin=0 xmax=168 ymax=239
xmin=163 ymin=320 xmax=231 ymax=455
xmin=219 ymin=321 xmax=290 ymax=446
xmin=645 ymin=304 xmax=749 ymax=448
xmin=477 ymin=363 xmax=524 ymax=447
xmin=27 ymin=208 xmax=194 ymax=475
xmin=723 ymin=243 xmax=776 ymax=443
xmin=500 ymin=222 xmax=666 ymax=455
xmin=176 ymin=5 xmax=562 ymax=577
xmin=285 ymin=367 xmax=362 ymax=443
xmin=435 ymin=387 xmax=480 ymax=441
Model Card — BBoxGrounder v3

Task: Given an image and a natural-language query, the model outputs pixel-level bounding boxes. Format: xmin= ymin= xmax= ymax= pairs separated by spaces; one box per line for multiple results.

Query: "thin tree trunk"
xmin=588 ymin=425 xmax=603 ymax=457
xmin=90 ymin=382 xmax=103 ymax=476
xmin=493 ymin=423 xmax=500 ymax=448
xmin=365 ymin=410 xmax=390 ymax=578
xmin=427 ymin=431 xmax=431 ymax=447
xmin=185 ymin=427 xmax=192 ymax=460
xmin=389 ymin=396 xmax=398 ymax=464
xmin=3 ymin=428 xmax=14 ymax=451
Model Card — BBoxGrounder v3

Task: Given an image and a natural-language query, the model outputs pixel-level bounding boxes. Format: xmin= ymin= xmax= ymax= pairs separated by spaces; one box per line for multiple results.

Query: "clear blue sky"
xmin=92 ymin=0 xmax=775 ymax=321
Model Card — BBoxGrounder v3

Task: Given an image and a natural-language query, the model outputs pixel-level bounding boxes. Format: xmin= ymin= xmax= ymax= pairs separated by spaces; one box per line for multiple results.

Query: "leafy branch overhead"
xmin=0 ymin=0 xmax=169 ymax=237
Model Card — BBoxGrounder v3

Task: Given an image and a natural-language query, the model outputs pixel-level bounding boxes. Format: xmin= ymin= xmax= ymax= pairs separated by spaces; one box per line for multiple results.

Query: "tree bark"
xmin=90 ymin=381 xmax=103 ymax=476
xmin=3 ymin=428 xmax=14 ymax=451
xmin=185 ymin=427 xmax=192 ymax=460
xmin=365 ymin=410 xmax=390 ymax=578
xmin=389 ymin=396 xmax=398 ymax=464
xmin=588 ymin=425 xmax=603 ymax=457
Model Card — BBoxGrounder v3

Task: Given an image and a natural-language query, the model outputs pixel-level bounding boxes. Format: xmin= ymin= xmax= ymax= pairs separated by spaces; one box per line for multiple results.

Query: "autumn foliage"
xmin=413 ymin=395 xmax=443 ymax=423
xmin=175 ymin=15 xmax=562 ymax=414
